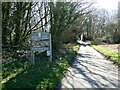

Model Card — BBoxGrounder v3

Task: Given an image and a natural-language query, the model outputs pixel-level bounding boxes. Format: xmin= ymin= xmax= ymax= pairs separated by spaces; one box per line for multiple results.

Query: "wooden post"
xmin=31 ymin=51 xmax=35 ymax=65
xmin=49 ymin=34 xmax=52 ymax=62
xmin=30 ymin=32 xmax=35 ymax=65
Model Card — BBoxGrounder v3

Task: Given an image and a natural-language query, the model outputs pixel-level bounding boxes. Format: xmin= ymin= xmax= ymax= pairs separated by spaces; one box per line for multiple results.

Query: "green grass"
xmin=73 ymin=45 xmax=80 ymax=52
xmin=2 ymin=60 xmax=32 ymax=83
xmin=91 ymin=45 xmax=120 ymax=65
xmin=2 ymin=44 xmax=79 ymax=89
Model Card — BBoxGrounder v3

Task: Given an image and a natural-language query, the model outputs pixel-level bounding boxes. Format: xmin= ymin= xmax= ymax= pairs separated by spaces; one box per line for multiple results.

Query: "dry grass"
xmin=98 ymin=44 xmax=120 ymax=53
xmin=92 ymin=44 xmax=120 ymax=65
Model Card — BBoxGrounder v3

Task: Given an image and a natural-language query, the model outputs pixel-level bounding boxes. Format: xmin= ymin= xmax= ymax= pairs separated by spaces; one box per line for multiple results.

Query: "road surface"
xmin=60 ymin=41 xmax=119 ymax=88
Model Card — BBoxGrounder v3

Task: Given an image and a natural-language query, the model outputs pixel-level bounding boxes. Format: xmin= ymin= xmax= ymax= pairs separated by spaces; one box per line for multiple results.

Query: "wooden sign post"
xmin=30 ymin=32 xmax=52 ymax=65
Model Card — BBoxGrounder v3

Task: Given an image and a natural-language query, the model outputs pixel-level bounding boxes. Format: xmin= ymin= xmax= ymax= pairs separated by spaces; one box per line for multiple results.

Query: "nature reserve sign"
xmin=31 ymin=32 xmax=52 ymax=64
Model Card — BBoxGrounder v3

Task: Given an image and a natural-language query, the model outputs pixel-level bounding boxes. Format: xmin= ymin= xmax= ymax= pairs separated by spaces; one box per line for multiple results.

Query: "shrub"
xmin=113 ymin=32 xmax=120 ymax=44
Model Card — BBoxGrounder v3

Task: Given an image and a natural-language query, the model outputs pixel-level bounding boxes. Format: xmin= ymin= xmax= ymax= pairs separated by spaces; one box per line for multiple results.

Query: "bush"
xmin=91 ymin=39 xmax=105 ymax=45
xmin=113 ymin=32 xmax=120 ymax=44
xmin=83 ymin=35 xmax=93 ymax=41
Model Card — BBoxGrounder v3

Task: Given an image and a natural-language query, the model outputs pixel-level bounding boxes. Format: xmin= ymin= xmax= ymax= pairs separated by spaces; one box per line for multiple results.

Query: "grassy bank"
xmin=91 ymin=45 xmax=120 ymax=65
xmin=2 ymin=44 xmax=79 ymax=89
xmin=2 ymin=60 xmax=32 ymax=84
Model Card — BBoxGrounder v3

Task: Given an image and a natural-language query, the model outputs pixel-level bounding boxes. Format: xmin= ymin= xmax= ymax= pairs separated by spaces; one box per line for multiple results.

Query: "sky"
xmin=96 ymin=0 xmax=120 ymax=11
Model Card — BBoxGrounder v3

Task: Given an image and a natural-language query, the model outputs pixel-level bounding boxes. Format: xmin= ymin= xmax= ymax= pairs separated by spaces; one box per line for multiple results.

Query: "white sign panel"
xmin=31 ymin=32 xmax=50 ymax=51
xmin=31 ymin=32 xmax=50 ymax=40
xmin=31 ymin=47 xmax=49 ymax=51
xmin=31 ymin=41 xmax=50 ymax=48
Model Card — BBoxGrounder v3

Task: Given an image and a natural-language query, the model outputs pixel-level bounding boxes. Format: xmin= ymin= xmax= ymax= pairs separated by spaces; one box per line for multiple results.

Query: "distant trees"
xmin=2 ymin=1 xmax=94 ymax=54
xmin=2 ymin=1 xmax=120 ymax=64
xmin=101 ymin=10 xmax=119 ymax=44
xmin=81 ymin=8 xmax=120 ymax=44
xmin=3 ymin=1 xmax=119 ymax=56
xmin=89 ymin=9 xmax=109 ymax=39
xmin=49 ymin=1 xmax=93 ymax=52
xmin=115 ymin=1 xmax=120 ymax=44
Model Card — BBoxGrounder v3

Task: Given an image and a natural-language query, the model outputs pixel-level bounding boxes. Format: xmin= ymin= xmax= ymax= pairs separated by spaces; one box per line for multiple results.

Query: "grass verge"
xmin=2 ymin=44 xmax=80 ymax=89
xmin=91 ymin=44 xmax=120 ymax=66
xmin=2 ymin=60 xmax=32 ymax=83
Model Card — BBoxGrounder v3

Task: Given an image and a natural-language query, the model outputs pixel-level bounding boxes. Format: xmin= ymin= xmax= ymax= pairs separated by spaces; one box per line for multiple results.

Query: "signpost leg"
xmin=31 ymin=51 xmax=35 ymax=65
xmin=50 ymin=34 xmax=52 ymax=62
xmin=49 ymin=52 xmax=52 ymax=62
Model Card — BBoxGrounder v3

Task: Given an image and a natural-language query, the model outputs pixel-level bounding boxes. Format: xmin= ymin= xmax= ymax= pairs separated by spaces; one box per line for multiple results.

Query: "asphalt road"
xmin=60 ymin=41 xmax=119 ymax=88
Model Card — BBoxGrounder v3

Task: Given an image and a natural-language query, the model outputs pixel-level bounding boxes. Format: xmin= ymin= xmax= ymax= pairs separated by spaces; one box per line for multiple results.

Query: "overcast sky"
xmin=95 ymin=0 xmax=120 ymax=12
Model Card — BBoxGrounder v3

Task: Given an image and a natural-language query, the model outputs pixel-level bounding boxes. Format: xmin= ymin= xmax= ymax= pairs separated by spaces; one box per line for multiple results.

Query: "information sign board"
xmin=31 ymin=32 xmax=52 ymax=64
